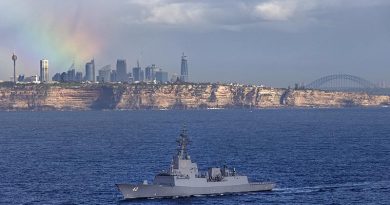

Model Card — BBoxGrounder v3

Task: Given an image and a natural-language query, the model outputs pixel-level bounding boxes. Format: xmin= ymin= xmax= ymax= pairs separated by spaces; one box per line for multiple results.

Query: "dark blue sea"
xmin=0 ymin=109 xmax=389 ymax=204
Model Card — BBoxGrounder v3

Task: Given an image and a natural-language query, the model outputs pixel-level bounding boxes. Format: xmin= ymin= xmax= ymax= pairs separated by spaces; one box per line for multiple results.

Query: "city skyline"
xmin=0 ymin=0 xmax=390 ymax=87
xmin=48 ymin=56 xmax=176 ymax=84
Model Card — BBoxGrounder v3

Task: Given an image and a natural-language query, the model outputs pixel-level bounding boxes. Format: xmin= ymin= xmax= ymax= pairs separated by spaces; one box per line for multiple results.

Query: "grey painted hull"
xmin=116 ymin=182 xmax=276 ymax=199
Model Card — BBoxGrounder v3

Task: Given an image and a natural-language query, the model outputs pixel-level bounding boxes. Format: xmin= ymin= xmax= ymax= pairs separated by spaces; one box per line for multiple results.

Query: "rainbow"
xmin=1 ymin=1 xmax=102 ymax=74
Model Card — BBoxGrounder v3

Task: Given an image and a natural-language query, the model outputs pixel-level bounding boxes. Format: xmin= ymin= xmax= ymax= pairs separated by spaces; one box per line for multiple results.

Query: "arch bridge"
xmin=305 ymin=74 xmax=389 ymax=95
xmin=306 ymin=74 xmax=376 ymax=90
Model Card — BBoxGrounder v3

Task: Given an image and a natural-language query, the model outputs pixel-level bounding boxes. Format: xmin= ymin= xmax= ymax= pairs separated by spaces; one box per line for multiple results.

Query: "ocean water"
xmin=0 ymin=109 xmax=389 ymax=204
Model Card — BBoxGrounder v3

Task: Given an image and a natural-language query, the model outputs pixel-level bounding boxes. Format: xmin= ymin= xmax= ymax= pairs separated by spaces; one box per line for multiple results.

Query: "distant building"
xmin=60 ymin=72 xmax=67 ymax=82
xmin=52 ymin=73 xmax=61 ymax=82
xmin=145 ymin=66 xmax=153 ymax=82
xmin=97 ymin=65 xmax=111 ymax=83
xmin=52 ymin=70 xmax=83 ymax=83
xmin=132 ymin=66 xmax=144 ymax=82
xmin=180 ymin=53 xmax=188 ymax=82
xmin=85 ymin=59 xmax=95 ymax=82
xmin=116 ymin=59 xmax=127 ymax=82
xmin=75 ymin=72 xmax=83 ymax=82
xmin=67 ymin=69 xmax=76 ymax=82
xmin=145 ymin=64 xmax=158 ymax=82
xmin=110 ymin=70 xmax=117 ymax=82
xmin=140 ymin=70 xmax=145 ymax=82
xmin=40 ymin=59 xmax=49 ymax=83
xmin=25 ymin=75 xmax=40 ymax=84
xmin=18 ymin=74 xmax=25 ymax=82
xmin=155 ymin=70 xmax=168 ymax=83
xmin=171 ymin=73 xmax=179 ymax=83
xmin=127 ymin=73 xmax=133 ymax=83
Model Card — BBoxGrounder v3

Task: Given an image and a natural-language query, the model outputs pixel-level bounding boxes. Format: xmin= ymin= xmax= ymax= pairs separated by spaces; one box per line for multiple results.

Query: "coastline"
xmin=0 ymin=83 xmax=389 ymax=111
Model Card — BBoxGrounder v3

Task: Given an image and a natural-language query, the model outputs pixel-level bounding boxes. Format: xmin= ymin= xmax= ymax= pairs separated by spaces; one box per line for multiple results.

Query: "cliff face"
xmin=0 ymin=84 xmax=389 ymax=111
xmin=286 ymin=90 xmax=390 ymax=107
xmin=116 ymin=84 xmax=283 ymax=109
xmin=0 ymin=85 xmax=100 ymax=110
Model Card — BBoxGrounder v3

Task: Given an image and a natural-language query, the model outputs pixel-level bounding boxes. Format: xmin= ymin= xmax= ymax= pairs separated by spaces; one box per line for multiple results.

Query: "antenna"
xmin=177 ymin=124 xmax=190 ymax=160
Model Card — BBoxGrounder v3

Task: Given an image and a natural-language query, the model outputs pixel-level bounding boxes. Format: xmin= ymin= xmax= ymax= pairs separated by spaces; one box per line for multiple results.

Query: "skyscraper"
xmin=132 ymin=61 xmax=144 ymax=82
xmin=132 ymin=66 xmax=142 ymax=82
xmin=97 ymin=65 xmax=111 ymax=83
xmin=67 ymin=69 xmax=76 ymax=82
xmin=180 ymin=53 xmax=188 ymax=82
xmin=110 ymin=70 xmax=117 ymax=82
xmin=116 ymin=59 xmax=127 ymax=82
xmin=85 ymin=59 xmax=95 ymax=82
xmin=40 ymin=59 xmax=49 ymax=83
xmin=155 ymin=69 xmax=168 ymax=83
xmin=140 ymin=70 xmax=144 ymax=82
xmin=145 ymin=66 xmax=152 ymax=82
xmin=145 ymin=64 xmax=158 ymax=82
xmin=75 ymin=72 xmax=83 ymax=82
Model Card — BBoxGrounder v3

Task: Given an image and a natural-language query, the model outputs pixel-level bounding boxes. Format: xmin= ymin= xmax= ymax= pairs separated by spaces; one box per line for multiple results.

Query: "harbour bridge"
xmin=304 ymin=74 xmax=390 ymax=95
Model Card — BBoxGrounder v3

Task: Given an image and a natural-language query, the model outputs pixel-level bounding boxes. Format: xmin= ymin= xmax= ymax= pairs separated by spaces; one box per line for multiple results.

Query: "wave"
xmin=274 ymin=180 xmax=390 ymax=194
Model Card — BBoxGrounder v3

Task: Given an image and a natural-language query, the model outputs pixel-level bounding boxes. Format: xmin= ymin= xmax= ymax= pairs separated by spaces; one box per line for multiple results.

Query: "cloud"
xmin=126 ymin=0 xmax=211 ymax=26
xmin=254 ymin=1 xmax=297 ymax=21
xmin=144 ymin=3 xmax=206 ymax=25
xmin=124 ymin=0 xmax=324 ymax=29
xmin=124 ymin=0 xmax=390 ymax=30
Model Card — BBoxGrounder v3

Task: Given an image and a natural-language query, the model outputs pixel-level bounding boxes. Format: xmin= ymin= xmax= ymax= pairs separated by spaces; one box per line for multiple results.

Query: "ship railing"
xmin=250 ymin=182 xmax=274 ymax=185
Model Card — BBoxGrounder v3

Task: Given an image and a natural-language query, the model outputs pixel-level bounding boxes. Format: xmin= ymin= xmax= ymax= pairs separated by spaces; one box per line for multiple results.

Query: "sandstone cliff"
xmin=285 ymin=90 xmax=390 ymax=107
xmin=0 ymin=83 xmax=389 ymax=111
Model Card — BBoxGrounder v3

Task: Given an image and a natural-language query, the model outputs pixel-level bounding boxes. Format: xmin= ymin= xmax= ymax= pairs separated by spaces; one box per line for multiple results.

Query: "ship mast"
xmin=177 ymin=126 xmax=190 ymax=160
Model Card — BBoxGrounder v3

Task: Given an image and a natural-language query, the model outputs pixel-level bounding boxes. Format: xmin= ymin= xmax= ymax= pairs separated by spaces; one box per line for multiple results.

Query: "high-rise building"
xmin=145 ymin=66 xmax=152 ymax=82
xmin=145 ymin=64 xmax=158 ymax=82
xmin=97 ymin=65 xmax=111 ymax=83
xmin=140 ymin=70 xmax=144 ymax=82
xmin=85 ymin=59 xmax=95 ymax=82
xmin=40 ymin=59 xmax=49 ymax=83
xmin=116 ymin=59 xmax=127 ymax=82
xmin=180 ymin=53 xmax=188 ymax=82
xmin=67 ymin=69 xmax=76 ymax=82
xmin=75 ymin=72 xmax=83 ymax=82
xmin=132 ymin=67 xmax=141 ymax=82
xmin=127 ymin=73 xmax=133 ymax=83
xmin=110 ymin=70 xmax=117 ymax=82
xmin=155 ymin=70 xmax=168 ymax=83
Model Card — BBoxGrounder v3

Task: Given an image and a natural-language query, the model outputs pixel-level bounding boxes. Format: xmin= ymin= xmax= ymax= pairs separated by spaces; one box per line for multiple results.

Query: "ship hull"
xmin=116 ymin=182 xmax=275 ymax=199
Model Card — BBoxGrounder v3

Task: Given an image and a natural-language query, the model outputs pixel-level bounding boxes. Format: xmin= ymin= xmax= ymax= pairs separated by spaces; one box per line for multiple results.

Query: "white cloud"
xmin=144 ymin=3 xmax=206 ymax=24
xmin=125 ymin=0 xmax=324 ymax=29
xmin=254 ymin=1 xmax=297 ymax=21
xmin=127 ymin=0 xmax=207 ymax=25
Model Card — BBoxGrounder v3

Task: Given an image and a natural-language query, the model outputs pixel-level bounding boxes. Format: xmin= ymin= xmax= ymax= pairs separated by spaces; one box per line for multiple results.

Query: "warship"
xmin=116 ymin=128 xmax=275 ymax=199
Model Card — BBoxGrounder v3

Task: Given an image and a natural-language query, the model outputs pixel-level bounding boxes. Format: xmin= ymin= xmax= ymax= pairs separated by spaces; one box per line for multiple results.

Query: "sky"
xmin=0 ymin=0 xmax=389 ymax=87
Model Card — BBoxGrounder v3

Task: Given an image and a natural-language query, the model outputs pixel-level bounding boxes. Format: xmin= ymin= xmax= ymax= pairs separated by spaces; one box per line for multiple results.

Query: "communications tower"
xmin=12 ymin=52 xmax=17 ymax=84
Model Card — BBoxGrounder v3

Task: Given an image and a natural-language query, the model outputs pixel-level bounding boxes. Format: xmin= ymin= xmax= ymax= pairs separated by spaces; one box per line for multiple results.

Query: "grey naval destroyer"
xmin=116 ymin=128 xmax=275 ymax=199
